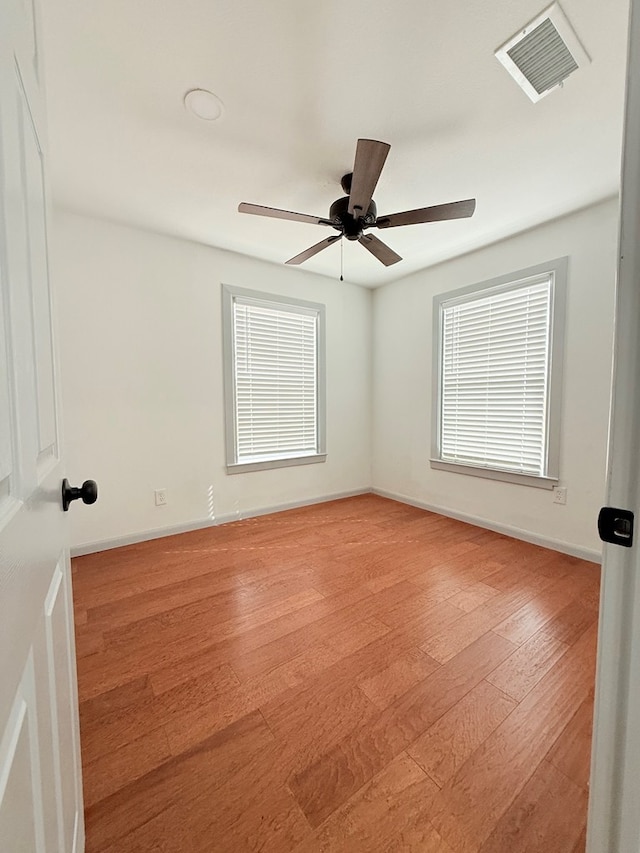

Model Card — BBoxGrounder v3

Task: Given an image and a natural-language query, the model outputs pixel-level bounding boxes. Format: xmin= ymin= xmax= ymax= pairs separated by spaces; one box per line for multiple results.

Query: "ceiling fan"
xmin=238 ymin=139 xmax=476 ymax=268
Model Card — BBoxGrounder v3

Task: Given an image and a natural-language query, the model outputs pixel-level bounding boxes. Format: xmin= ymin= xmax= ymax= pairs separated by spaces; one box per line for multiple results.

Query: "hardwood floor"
xmin=71 ymin=494 xmax=599 ymax=852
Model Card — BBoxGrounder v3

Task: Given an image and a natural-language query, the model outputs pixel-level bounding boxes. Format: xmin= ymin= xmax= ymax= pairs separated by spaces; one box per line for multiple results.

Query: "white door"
xmin=0 ymin=0 xmax=84 ymax=848
xmin=587 ymin=0 xmax=640 ymax=851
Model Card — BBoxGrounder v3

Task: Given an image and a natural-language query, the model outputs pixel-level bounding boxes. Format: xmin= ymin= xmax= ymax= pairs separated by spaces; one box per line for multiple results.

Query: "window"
xmin=431 ymin=258 xmax=567 ymax=488
xmin=222 ymin=285 xmax=326 ymax=473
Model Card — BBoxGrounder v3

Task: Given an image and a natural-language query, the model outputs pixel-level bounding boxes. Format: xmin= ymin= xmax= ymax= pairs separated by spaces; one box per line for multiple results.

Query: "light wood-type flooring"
xmin=72 ymin=494 xmax=599 ymax=852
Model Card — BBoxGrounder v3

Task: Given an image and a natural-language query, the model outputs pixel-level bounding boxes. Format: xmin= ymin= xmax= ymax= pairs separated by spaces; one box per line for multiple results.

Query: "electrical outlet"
xmin=553 ymin=486 xmax=567 ymax=505
xmin=154 ymin=488 xmax=168 ymax=506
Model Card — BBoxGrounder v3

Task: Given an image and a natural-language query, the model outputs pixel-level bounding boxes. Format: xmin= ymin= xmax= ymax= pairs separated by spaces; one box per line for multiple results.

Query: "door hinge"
xmin=598 ymin=506 xmax=634 ymax=547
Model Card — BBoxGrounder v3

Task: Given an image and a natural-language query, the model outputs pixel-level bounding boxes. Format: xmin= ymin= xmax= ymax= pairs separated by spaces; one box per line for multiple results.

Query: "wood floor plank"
xmin=448 ymin=581 xmax=500 ymax=613
xmin=261 ymin=619 xmax=443 ymax=732
xmin=294 ymin=753 xmax=450 ymax=853
xmin=85 ymin=622 xmax=357 ymax=766
xmin=477 ymin=537 xmax=567 ymax=576
xmin=73 ymin=545 xmax=264 ymax=611
xmin=378 ymin=600 xmax=467 ymax=651
xmin=477 ymin=760 xmax=588 ymax=853
xmin=357 ymin=647 xmax=439 ymax=710
xmin=80 ymin=675 xmax=154 ymax=724
xmin=76 ymin=585 xmax=327 ymax=701
xmin=147 ymin=583 xmax=375 ymax=695
xmin=420 ymin=586 xmax=541 ymax=664
xmin=100 ymin=750 xmax=311 ymax=853
xmin=82 ymin=727 xmax=172 ymax=809
xmin=481 ymin=564 xmax=543 ymax=593
xmin=407 ymin=680 xmax=516 ymax=788
xmin=545 ymin=690 xmax=595 ymax=790
xmin=103 ymin=586 xmax=326 ymax=653
xmin=261 ymin=674 xmax=379 ymax=753
xmin=320 ymin=616 xmax=391 ymax=657
xmin=77 ymin=580 xmax=418 ymax=703
xmin=492 ymin=573 xmax=583 ymax=646
xmin=84 ymin=709 xmax=276 ymax=851
xmin=230 ymin=580 xmax=421 ymax=683
xmin=74 ymin=621 xmax=104 ymax=658
xmin=428 ymin=623 xmax=597 ymax=853
xmin=571 ymin=824 xmax=587 ymax=853
xmin=149 ymin=659 xmax=238 ymax=698
xmin=408 ymin=556 xmax=504 ymax=595
xmin=364 ymin=540 xmax=482 ymax=594
xmin=70 ymin=495 xmax=599 ymax=853
xmin=86 ymin=568 xmax=320 ymax=632
xmin=377 ymin=585 xmax=462 ymax=628
xmin=288 ymin=631 xmax=517 ymax=828
xmin=486 ymin=631 xmax=570 ymax=702
xmin=81 ymin=658 xmax=261 ymax=764
xmin=540 ymin=599 xmax=597 ymax=645
xmin=161 ymin=616 xmax=394 ymax=759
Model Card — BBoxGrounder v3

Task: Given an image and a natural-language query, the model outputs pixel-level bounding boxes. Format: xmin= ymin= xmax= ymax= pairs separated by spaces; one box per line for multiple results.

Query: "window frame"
xmin=431 ymin=257 xmax=567 ymax=489
xmin=222 ymin=284 xmax=327 ymax=474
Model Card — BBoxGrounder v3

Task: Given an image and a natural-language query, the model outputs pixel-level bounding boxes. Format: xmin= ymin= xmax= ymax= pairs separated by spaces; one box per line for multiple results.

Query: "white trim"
xmin=71 ymin=518 xmax=224 ymax=557
xmin=72 ymin=486 xmax=602 ymax=564
xmin=371 ymin=487 xmax=602 ymax=564
xmin=230 ymin=489 xmax=368 ymax=520
xmin=221 ymin=284 xmax=327 ymax=472
xmin=226 ymin=452 xmax=327 ymax=474
xmin=72 ymin=809 xmax=83 ymax=853
xmin=587 ymin=0 xmax=640 ymax=849
xmin=431 ymin=257 xmax=567 ymax=488
xmin=70 ymin=488 xmax=370 ymax=557
xmin=429 ymin=459 xmax=558 ymax=490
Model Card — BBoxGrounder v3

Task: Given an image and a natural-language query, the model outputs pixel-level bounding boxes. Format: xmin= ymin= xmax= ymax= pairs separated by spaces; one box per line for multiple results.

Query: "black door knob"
xmin=62 ymin=479 xmax=98 ymax=512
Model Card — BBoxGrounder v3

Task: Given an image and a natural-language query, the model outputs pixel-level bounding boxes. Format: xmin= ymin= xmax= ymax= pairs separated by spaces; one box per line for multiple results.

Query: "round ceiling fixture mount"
xmin=184 ymin=89 xmax=224 ymax=121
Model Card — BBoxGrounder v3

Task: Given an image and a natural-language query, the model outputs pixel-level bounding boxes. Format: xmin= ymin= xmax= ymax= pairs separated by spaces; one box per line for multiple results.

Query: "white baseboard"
xmin=71 ymin=486 xmax=602 ymax=564
xmin=371 ymin=487 xmax=602 ymax=564
xmin=70 ymin=488 xmax=371 ymax=557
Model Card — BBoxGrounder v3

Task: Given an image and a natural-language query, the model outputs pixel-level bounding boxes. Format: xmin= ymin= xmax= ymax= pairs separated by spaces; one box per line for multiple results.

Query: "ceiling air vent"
xmin=495 ymin=3 xmax=590 ymax=102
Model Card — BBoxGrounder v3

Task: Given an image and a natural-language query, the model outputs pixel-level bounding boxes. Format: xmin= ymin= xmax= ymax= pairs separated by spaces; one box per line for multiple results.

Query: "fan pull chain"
xmin=340 ymin=238 xmax=344 ymax=282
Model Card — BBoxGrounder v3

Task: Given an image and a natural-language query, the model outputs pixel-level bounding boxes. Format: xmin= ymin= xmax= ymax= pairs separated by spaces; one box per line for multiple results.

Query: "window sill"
xmin=430 ymin=459 xmax=557 ymax=490
xmin=227 ymin=453 xmax=327 ymax=474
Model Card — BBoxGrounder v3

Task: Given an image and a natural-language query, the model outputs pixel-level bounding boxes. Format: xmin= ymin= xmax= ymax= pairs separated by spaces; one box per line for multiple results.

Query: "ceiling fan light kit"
xmin=238 ymin=138 xmax=476 ymax=270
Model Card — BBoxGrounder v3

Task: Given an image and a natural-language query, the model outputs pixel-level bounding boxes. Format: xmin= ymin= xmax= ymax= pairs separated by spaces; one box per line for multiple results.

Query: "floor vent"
xmin=495 ymin=3 xmax=590 ymax=102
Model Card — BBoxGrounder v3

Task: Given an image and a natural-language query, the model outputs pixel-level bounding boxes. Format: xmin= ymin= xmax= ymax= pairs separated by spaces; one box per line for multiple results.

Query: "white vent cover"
xmin=495 ymin=3 xmax=590 ymax=102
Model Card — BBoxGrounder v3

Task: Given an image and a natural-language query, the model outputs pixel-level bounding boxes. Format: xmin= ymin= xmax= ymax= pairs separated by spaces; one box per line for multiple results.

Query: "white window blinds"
xmin=232 ymin=299 xmax=319 ymax=463
xmin=439 ymin=276 xmax=552 ymax=476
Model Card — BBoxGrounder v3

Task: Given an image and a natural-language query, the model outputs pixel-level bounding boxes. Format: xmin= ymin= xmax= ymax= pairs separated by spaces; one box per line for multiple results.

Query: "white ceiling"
xmin=41 ymin=0 xmax=629 ymax=288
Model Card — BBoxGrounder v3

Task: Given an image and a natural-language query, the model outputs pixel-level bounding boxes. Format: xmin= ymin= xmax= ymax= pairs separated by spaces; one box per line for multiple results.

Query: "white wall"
xmin=52 ymin=211 xmax=372 ymax=551
xmin=372 ymin=198 xmax=619 ymax=560
xmin=54 ymin=200 xmax=618 ymax=558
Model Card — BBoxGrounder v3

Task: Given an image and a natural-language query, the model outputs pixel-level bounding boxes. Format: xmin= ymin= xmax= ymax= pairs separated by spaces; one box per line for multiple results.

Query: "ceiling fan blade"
xmin=376 ymin=198 xmax=477 ymax=229
xmin=285 ymin=235 xmax=342 ymax=265
xmin=238 ymin=203 xmax=333 ymax=226
xmin=358 ymin=234 xmax=402 ymax=266
xmin=348 ymin=139 xmax=390 ymax=218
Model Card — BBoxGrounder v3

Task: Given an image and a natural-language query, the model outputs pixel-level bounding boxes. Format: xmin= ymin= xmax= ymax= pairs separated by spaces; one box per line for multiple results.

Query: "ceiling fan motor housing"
xmin=330 ymin=192 xmax=377 ymax=240
xmin=238 ymin=141 xmax=476 ymax=267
